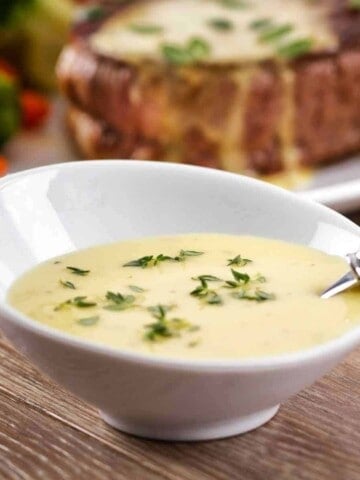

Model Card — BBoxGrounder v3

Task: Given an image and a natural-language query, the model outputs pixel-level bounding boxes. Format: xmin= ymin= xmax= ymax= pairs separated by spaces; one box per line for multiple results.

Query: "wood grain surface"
xmin=0 ymin=212 xmax=359 ymax=480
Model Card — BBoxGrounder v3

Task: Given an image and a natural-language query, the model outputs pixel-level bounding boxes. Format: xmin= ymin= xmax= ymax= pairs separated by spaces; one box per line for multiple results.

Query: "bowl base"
xmin=99 ymin=404 xmax=280 ymax=442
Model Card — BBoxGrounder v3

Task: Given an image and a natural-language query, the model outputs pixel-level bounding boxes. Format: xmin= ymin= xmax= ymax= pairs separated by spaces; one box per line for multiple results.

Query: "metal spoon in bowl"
xmin=321 ymin=251 xmax=360 ymax=299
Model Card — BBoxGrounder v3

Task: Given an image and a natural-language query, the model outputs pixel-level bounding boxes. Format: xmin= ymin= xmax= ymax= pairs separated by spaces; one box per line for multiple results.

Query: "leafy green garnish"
xmin=277 ymin=38 xmax=314 ymax=60
xmin=123 ymin=255 xmax=154 ymax=268
xmin=191 ymin=278 xmax=223 ymax=305
xmin=144 ymin=304 xmax=197 ymax=342
xmin=55 ymin=296 xmax=97 ymax=311
xmin=249 ymin=18 xmax=272 ymax=30
xmin=161 ymin=37 xmax=211 ymax=65
xmin=77 ymin=316 xmax=99 ymax=326
xmin=66 ymin=266 xmax=90 ymax=276
xmin=208 ymin=18 xmax=233 ymax=31
xmin=128 ymin=285 xmax=145 ymax=293
xmin=232 ymin=289 xmax=275 ymax=302
xmin=60 ymin=280 xmax=76 ymax=290
xmin=217 ymin=0 xmax=251 ymax=8
xmin=227 ymin=255 xmax=252 ymax=267
xmin=123 ymin=249 xmax=203 ymax=268
xmin=258 ymin=24 xmax=293 ymax=43
xmin=192 ymin=275 xmax=222 ymax=282
xmin=224 ymin=269 xmax=250 ymax=288
xmin=103 ymin=291 xmax=136 ymax=311
xmin=129 ymin=23 xmax=164 ymax=34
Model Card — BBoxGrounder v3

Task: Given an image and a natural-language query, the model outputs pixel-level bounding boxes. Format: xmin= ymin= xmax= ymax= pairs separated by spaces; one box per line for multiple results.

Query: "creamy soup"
xmin=7 ymin=234 xmax=360 ymax=359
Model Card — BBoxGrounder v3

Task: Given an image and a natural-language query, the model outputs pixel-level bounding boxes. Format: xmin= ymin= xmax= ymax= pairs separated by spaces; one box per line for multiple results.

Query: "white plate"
xmin=4 ymin=98 xmax=360 ymax=213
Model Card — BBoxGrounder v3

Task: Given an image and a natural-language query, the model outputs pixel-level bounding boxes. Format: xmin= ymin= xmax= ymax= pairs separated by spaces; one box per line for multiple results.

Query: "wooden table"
xmin=0 ymin=213 xmax=359 ymax=480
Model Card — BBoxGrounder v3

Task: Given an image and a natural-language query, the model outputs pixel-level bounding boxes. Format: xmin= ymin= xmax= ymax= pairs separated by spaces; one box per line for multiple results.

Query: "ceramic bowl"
xmin=0 ymin=161 xmax=359 ymax=441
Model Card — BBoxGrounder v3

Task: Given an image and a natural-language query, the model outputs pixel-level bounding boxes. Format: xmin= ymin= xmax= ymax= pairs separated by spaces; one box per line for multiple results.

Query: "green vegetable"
xmin=123 ymin=249 xmax=204 ymax=268
xmin=232 ymin=289 xmax=275 ymax=302
xmin=128 ymin=285 xmax=145 ymax=293
xmin=249 ymin=18 xmax=272 ymax=30
xmin=54 ymin=296 xmax=97 ymax=311
xmin=191 ymin=277 xmax=223 ymax=305
xmin=103 ymin=291 xmax=136 ymax=311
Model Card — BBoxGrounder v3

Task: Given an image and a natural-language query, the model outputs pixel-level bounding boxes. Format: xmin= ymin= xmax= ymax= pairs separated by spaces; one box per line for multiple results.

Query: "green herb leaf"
xmin=187 ymin=37 xmax=211 ymax=61
xmin=60 ymin=280 xmax=76 ymax=290
xmin=103 ymin=291 xmax=135 ymax=311
xmin=192 ymin=275 xmax=222 ymax=282
xmin=161 ymin=37 xmax=211 ymax=65
xmin=154 ymin=253 xmax=174 ymax=265
xmin=147 ymin=304 xmax=173 ymax=320
xmin=129 ymin=23 xmax=164 ymax=34
xmin=128 ymin=285 xmax=145 ymax=293
xmin=54 ymin=296 xmax=97 ymax=311
xmin=227 ymin=255 xmax=252 ymax=267
xmin=249 ymin=17 xmax=272 ymax=30
xmin=231 ymin=269 xmax=250 ymax=284
xmin=232 ymin=289 xmax=275 ymax=302
xmin=72 ymin=296 xmax=97 ymax=308
xmin=123 ymin=255 xmax=154 ymax=268
xmin=277 ymin=38 xmax=314 ymax=60
xmin=66 ymin=266 xmax=90 ymax=276
xmin=77 ymin=316 xmax=99 ymax=326
xmin=218 ymin=0 xmax=251 ymax=8
xmin=208 ymin=18 xmax=233 ymax=31
xmin=258 ymin=24 xmax=293 ymax=42
xmin=206 ymin=291 xmax=223 ymax=305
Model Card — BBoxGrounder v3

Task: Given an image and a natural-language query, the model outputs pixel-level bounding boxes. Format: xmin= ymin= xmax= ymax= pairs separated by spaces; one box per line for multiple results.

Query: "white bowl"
xmin=0 ymin=160 xmax=359 ymax=441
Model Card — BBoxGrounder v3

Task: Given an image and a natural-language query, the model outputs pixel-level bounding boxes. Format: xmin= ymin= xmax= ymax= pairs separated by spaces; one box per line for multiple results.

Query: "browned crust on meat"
xmin=59 ymin=41 xmax=360 ymax=175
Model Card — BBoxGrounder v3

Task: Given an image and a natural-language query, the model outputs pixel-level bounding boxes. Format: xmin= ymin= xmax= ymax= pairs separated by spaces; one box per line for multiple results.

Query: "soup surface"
xmin=7 ymin=234 xmax=360 ymax=359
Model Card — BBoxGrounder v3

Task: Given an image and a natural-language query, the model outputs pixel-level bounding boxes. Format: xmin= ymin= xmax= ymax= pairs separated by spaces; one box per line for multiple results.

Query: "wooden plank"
xmin=0 ymin=336 xmax=359 ymax=480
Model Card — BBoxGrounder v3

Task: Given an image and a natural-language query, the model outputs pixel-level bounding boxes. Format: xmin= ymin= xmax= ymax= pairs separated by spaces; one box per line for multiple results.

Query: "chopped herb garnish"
xmin=232 ymin=289 xmax=275 ymax=302
xmin=123 ymin=255 xmax=154 ymax=268
xmin=54 ymin=296 xmax=97 ymax=311
xmin=60 ymin=280 xmax=76 ymax=290
xmin=124 ymin=249 xmax=203 ymax=268
xmin=66 ymin=266 xmax=90 ymax=276
xmin=161 ymin=37 xmax=210 ymax=65
xmin=77 ymin=316 xmax=99 ymax=326
xmin=188 ymin=339 xmax=201 ymax=348
xmin=129 ymin=23 xmax=164 ymax=34
xmin=192 ymin=275 xmax=222 ymax=282
xmin=191 ymin=278 xmax=223 ymax=305
xmin=103 ymin=291 xmax=136 ymax=311
xmin=277 ymin=38 xmax=314 ymax=60
xmin=144 ymin=304 xmax=197 ymax=342
xmin=218 ymin=0 xmax=251 ymax=8
xmin=208 ymin=18 xmax=233 ymax=31
xmin=53 ymin=261 xmax=61 ymax=264
xmin=258 ymin=24 xmax=293 ymax=43
xmin=128 ymin=285 xmax=145 ymax=293
xmin=227 ymin=255 xmax=252 ymax=267
xmin=249 ymin=18 xmax=272 ymax=30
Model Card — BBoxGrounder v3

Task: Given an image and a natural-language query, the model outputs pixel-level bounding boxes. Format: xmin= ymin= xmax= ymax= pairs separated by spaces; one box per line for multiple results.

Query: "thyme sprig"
xmin=123 ymin=249 xmax=204 ymax=268
xmin=191 ymin=277 xmax=223 ymax=305
xmin=60 ymin=280 xmax=76 ymax=290
xmin=55 ymin=296 xmax=97 ymax=311
xmin=103 ymin=291 xmax=136 ymax=311
xmin=144 ymin=304 xmax=198 ymax=342
xmin=66 ymin=266 xmax=90 ymax=276
xmin=227 ymin=255 xmax=252 ymax=267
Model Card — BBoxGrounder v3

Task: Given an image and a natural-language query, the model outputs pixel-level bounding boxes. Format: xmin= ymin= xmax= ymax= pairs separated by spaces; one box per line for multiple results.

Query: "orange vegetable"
xmin=0 ymin=156 xmax=9 ymax=176
xmin=20 ymin=90 xmax=50 ymax=129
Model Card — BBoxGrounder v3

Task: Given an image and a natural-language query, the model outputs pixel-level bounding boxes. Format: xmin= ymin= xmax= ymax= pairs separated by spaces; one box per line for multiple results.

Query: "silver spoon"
xmin=321 ymin=251 xmax=360 ymax=299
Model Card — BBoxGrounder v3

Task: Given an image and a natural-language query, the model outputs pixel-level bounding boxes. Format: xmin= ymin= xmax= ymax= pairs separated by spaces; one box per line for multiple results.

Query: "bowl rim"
xmin=1 ymin=159 xmax=360 ymax=372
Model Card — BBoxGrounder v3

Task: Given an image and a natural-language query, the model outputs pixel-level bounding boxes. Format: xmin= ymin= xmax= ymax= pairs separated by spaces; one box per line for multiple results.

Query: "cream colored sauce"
xmin=90 ymin=0 xmax=337 ymax=64
xmin=7 ymin=234 xmax=360 ymax=360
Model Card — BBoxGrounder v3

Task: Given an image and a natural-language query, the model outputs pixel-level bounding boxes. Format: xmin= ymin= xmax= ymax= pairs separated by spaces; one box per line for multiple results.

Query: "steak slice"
xmin=57 ymin=0 xmax=360 ymax=175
